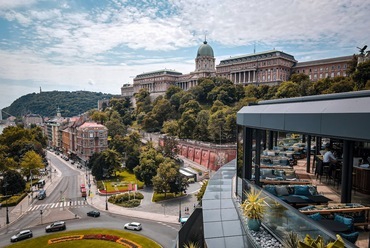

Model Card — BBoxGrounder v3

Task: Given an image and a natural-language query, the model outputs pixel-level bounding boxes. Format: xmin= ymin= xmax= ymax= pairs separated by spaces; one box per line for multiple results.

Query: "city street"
xmin=0 ymin=150 xmax=205 ymax=247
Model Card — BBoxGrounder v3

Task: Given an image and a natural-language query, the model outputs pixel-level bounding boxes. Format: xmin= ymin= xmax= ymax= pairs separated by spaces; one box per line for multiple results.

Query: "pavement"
xmin=0 ymin=154 xmax=207 ymax=230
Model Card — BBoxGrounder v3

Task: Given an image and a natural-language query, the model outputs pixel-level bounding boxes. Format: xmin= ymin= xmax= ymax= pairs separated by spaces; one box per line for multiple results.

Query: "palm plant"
xmin=240 ymin=189 xmax=266 ymax=220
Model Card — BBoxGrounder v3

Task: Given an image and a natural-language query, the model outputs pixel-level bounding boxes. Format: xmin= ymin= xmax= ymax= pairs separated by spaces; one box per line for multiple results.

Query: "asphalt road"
xmin=0 ymin=152 xmax=179 ymax=248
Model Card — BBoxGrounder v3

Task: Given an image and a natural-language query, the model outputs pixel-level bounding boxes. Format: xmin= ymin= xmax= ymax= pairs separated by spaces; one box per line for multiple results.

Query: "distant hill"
xmin=2 ymin=91 xmax=118 ymax=118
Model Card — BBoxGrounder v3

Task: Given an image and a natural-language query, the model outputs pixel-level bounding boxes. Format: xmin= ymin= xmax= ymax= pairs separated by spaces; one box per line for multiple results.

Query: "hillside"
xmin=2 ymin=91 xmax=118 ymax=118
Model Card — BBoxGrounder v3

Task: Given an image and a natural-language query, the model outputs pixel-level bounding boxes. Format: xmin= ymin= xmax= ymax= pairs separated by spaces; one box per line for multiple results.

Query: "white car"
xmin=124 ymin=222 xmax=142 ymax=231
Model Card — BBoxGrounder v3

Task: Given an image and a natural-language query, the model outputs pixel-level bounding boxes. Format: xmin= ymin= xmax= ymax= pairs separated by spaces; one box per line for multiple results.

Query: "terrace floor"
xmin=294 ymin=157 xmax=370 ymax=247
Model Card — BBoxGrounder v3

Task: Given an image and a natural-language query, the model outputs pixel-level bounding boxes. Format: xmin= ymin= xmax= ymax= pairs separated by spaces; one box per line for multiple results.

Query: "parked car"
xmin=124 ymin=222 xmax=142 ymax=231
xmin=45 ymin=221 xmax=66 ymax=232
xmin=87 ymin=210 xmax=100 ymax=217
xmin=10 ymin=230 xmax=33 ymax=242
xmin=70 ymin=160 xmax=75 ymax=164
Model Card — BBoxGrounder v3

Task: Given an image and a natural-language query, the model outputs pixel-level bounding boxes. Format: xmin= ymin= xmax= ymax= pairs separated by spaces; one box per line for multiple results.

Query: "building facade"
xmin=216 ymin=50 xmax=296 ymax=85
xmin=292 ymin=56 xmax=353 ymax=81
xmin=128 ymin=41 xmax=356 ymax=99
xmin=76 ymin=122 xmax=108 ymax=162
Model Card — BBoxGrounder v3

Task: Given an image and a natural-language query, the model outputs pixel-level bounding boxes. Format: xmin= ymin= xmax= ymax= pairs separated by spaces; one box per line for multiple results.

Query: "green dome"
xmin=197 ymin=41 xmax=214 ymax=57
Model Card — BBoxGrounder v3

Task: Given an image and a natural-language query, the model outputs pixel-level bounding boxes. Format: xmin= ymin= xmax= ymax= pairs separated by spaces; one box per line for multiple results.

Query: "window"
xmin=320 ymin=74 xmax=323 ymax=78
xmin=331 ymin=72 xmax=335 ymax=77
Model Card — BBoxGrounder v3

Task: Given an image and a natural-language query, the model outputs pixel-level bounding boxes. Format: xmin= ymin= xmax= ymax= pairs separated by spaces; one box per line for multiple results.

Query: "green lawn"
xmin=7 ymin=228 xmax=161 ymax=248
xmin=152 ymin=192 xmax=185 ymax=202
xmin=99 ymin=170 xmax=144 ymax=193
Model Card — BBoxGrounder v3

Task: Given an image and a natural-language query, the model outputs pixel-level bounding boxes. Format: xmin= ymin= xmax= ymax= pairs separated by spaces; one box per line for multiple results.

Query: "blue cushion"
xmin=334 ymin=214 xmax=354 ymax=230
xmin=290 ymin=195 xmax=309 ymax=200
xmin=294 ymin=185 xmax=310 ymax=196
xmin=275 ymin=186 xmax=290 ymax=196
xmin=308 ymin=213 xmax=323 ymax=221
xmin=264 ymin=186 xmax=277 ymax=196
xmin=340 ymin=231 xmax=359 ymax=244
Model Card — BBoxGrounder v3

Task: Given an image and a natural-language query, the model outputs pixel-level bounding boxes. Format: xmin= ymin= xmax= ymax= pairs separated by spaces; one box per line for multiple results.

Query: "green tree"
xmin=178 ymin=110 xmax=197 ymax=139
xmin=165 ymin=86 xmax=182 ymax=100
xmin=353 ymin=60 xmax=370 ymax=90
xmin=326 ymin=76 xmax=355 ymax=94
xmin=90 ymin=111 xmax=108 ymax=124
xmin=157 ymin=136 xmax=179 ymax=159
xmin=153 ymin=158 xmax=188 ymax=197
xmin=105 ymin=119 xmax=127 ymax=138
xmin=208 ymin=109 xmax=226 ymax=143
xmin=135 ymin=88 xmax=152 ymax=115
xmin=20 ymin=150 xmax=44 ymax=181
xmin=162 ymin=120 xmax=179 ymax=137
xmin=275 ymin=81 xmax=300 ymax=98
xmin=193 ymin=110 xmax=210 ymax=141
xmin=134 ymin=147 xmax=164 ymax=186
xmin=0 ymin=170 xmax=26 ymax=195
xmin=152 ymin=158 xmax=179 ymax=197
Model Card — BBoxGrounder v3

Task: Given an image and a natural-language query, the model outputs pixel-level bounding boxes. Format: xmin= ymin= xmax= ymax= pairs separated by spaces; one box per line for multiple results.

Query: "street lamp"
xmin=3 ymin=181 xmax=10 ymax=224
xmin=105 ymin=181 xmax=108 ymax=211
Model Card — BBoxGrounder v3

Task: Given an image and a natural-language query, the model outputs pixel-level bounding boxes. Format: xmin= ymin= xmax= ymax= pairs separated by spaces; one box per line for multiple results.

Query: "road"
xmin=0 ymin=151 xmax=179 ymax=248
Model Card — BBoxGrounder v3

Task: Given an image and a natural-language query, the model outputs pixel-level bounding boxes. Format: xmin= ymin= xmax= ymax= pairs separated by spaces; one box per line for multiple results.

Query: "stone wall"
xmin=159 ymin=137 xmax=237 ymax=171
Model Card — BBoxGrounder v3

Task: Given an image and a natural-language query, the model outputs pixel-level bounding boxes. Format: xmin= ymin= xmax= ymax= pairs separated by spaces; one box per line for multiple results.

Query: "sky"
xmin=0 ymin=0 xmax=370 ymax=110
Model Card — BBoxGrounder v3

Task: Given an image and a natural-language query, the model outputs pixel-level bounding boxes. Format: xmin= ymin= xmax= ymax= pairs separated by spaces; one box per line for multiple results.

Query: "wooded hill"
xmin=2 ymin=91 xmax=118 ymax=118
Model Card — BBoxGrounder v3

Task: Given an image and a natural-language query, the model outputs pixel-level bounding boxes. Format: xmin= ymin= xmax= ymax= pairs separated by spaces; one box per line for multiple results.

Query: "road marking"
xmin=25 ymin=200 xmax=87 ymax=212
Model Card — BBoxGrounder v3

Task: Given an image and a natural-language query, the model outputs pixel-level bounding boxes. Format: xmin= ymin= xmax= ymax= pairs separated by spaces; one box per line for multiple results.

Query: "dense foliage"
xmin=2 ymin=91 xmax=118 ymax=118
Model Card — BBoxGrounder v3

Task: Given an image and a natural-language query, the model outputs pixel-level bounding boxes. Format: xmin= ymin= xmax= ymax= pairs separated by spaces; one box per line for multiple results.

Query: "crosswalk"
xmin=27 ymin=200 xmax=88 ymax=212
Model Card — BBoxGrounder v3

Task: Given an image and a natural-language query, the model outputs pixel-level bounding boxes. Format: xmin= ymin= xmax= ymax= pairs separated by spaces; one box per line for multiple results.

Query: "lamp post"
xmin=3 ymin=181 xmax=10 ymax=224
xmin=105 ymin=181 xmax=108 ymax=211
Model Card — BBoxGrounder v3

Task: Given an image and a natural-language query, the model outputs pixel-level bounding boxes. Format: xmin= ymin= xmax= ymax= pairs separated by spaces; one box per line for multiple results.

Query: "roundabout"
xmin=7 ymin=228 xmax=162 ymax=248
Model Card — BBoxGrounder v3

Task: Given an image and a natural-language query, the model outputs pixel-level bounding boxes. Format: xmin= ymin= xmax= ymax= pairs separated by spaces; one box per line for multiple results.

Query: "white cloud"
xmin=1 ymin=0 xmax=370 ymax=108
xmin=0 ymin=0 xmax=38 ymax=10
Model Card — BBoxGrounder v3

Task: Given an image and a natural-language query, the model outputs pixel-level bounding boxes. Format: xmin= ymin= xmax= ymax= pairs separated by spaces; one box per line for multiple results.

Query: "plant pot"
xmin=247 ymin=218 xmax=261 ymax=231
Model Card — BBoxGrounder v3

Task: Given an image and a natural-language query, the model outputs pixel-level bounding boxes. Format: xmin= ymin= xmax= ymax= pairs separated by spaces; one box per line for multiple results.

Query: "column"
xmin=341 ymin=140 xmax=354 ymax=203
xmin=239 ymin=72 xmax=241 ymax=84
xmin=244 ymin=72 xmax=246 ymax=84
xmin=248 ymin=71 xmax=250 ymax=83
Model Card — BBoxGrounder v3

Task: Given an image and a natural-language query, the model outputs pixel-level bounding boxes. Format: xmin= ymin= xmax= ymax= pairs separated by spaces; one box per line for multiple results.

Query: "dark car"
xmin=87 ymin=210 xmax=100 ymax=217
xmin=10 ymin=230 xmax=33 ymax=242
xmin=45 ymin=221 xmax=66 ymax=232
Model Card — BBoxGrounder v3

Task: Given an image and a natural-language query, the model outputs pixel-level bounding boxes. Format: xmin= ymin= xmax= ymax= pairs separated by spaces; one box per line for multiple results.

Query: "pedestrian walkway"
xmin=0 ymin=165 xmax=63 ymax=230
xmin=26 ymin=200 xmax=88 ymax=213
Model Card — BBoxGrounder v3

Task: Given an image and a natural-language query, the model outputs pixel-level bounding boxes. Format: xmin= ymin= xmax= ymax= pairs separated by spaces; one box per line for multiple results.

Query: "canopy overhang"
xmin=237 ymin=90 xmax=370 ymax=141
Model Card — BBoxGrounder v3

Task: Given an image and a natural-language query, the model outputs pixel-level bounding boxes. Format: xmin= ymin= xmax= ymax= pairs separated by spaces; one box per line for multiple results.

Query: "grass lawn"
xmin=99 ymin=170 xmax=144 ymax=193
xmin=7 ymin=228 xmax=161 ymax=248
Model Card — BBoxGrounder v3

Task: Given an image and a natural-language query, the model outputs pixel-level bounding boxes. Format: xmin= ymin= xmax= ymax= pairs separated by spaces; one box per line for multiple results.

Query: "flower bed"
xmin=47 ymin=234 xmax=141 ymax=247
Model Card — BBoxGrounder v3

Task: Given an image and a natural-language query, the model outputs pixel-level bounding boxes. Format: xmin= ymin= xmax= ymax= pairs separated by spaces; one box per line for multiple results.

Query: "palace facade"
xmin=121 ymin=41 xmax=355 ymax=98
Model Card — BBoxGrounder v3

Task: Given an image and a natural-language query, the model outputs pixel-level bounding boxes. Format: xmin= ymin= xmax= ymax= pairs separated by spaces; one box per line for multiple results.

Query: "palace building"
xmin=122 ymin=40 xmax=354 ymax=98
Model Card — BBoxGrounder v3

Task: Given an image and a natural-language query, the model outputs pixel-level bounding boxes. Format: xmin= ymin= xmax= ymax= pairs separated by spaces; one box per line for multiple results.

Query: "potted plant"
xmin=240 ymin=189 xmax=266 ymax=231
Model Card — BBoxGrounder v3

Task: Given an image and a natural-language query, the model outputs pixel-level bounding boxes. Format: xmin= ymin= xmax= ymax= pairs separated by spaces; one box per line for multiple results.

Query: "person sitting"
xmin=323 ymin=145 xmax=337 ymax=178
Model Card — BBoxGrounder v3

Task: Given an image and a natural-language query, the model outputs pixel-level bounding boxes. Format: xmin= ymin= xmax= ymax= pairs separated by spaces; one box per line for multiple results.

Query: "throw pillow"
xmin=308 ymin=186 xmax=318 ymax=196
xmin=275 ymin=186 xmax=290 ymax=196
xmin=334 ymin=214 xmax=354 ymax=230
xmin=264 ymin=186 xmax=277 ymax=196
xmin=294 ymin=185 xmax=310 ymax=196
xmin=308 ymin=213 xmax=322 ymax=220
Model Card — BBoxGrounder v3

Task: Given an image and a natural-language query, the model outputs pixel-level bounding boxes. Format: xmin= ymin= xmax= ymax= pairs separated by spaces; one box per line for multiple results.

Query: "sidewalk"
xmin=86 ymin=177 xmax=180 ymax=224
xmin=0 ymin=165 xmax=65 ymax=230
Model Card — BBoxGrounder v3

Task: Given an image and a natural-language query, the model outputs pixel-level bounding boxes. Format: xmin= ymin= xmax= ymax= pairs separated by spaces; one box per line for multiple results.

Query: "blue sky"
xmin=0 ymin=0 xmax=369 ymax=109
